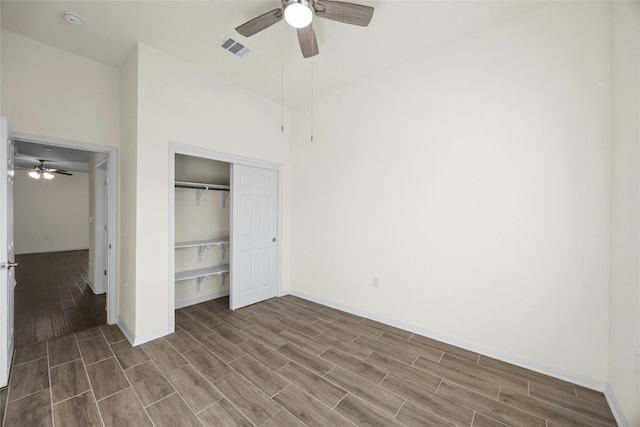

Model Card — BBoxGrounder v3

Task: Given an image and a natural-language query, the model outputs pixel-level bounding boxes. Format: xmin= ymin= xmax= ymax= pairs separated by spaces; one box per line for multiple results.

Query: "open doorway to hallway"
xmin=12 ymin=140 xmax=109 ymax=346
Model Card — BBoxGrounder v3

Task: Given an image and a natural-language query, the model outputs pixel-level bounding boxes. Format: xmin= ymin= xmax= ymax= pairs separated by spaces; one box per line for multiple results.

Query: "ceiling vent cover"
xmin=218 ymin=36 xmax=251 ymax=58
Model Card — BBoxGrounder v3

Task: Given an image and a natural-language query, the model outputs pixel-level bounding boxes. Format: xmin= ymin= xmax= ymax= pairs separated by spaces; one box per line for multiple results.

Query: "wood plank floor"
xmin=14 ymin=250 xmax=106 ymax=347
xmin=0 ymin=295 xmax=617 ymax=426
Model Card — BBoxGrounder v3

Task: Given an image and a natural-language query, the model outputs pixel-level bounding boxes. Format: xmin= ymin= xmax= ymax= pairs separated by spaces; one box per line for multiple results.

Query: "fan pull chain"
xmin=310 ymin=24 xmax=314 ymax=143
xmin=281 ymin=19 xmax=285 ymax=133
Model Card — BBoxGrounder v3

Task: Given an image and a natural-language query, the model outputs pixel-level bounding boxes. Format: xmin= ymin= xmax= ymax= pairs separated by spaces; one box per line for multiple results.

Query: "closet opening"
xmin=169 ymin=143 xmax=283 ymax=329
xmin=174 ymin=155 xmax=231 ymax=309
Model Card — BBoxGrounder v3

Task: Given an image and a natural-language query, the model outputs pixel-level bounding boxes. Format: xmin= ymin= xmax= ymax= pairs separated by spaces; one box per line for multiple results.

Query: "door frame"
xmin=12 ymin=132 xmax=118 ymax=324
xmin=94 ymin=158 xmax=109 ymax=295
xmin=1 ymin=118 xmax=15 ymax=387
xmin=168 ymin=142 xmax=283 ymax=330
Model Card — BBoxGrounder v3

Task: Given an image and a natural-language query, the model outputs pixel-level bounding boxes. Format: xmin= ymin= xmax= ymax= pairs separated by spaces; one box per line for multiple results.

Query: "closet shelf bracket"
xmin=195 ymin=189 xmax=204 ymax=206
xmin=220 ymin=243 xmax=229 ymax=260
xmin=221 ymin=191 xmax=229 ymax=208
xmin=196 ymin=245 xmax=209 ymax=263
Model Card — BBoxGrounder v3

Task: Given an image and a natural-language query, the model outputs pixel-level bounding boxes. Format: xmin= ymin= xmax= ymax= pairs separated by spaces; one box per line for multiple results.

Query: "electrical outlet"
xmin=372 ymin=276 xmax=379 ymax=288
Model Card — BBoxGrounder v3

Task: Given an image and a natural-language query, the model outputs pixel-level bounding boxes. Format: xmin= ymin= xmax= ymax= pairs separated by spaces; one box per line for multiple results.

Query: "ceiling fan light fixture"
xmin=284 ymin=0 xmax=313 ymax=28
xmin=43 ymin=172 xmax=55 ymax=180
xmin=28 ymin=171 xmax=41 ymax=179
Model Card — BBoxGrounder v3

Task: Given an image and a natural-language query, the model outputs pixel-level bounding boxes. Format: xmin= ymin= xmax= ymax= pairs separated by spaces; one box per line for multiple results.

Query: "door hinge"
xmin=104 ymin=225 xmax=107 ymax=231
xmin=109 ymin=244 xmax=111 ymax=249
xmin=104 ymin=269 xmax=107 ymax=276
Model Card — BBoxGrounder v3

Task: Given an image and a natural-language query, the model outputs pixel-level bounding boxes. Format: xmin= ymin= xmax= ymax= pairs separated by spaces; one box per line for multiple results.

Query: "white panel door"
xmin=0 ymin=118 xmax=15 ymax=387
xmin=231 ymin=164 xmax=278 ymax=310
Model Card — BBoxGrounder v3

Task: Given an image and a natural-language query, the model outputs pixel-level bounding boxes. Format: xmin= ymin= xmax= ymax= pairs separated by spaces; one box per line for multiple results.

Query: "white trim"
xmin=94 ymin=158 xmax=109 ymax=295
xmin=0 ymin=117 xmax=13 ymax=388
xmin=15 ymin=247 xmax=90 ymax=255
xmin=175 ymin=290 xmax=229 ymax=309
xmin=285 ymin=289 xmax=609 ymax=393
xmin=85 ymin=277 xmax=98 ymax=295
xmin=604 ymin=382 xmax=630 ymax=427
xmin=117 ymin=317 xmax=135 ymax=345
xmin=169 ymin=142 xmax=283 ymax=328
xmin=12 ymin=131 xmax=118 ymax=325
xmin=117 ymin=317 xmax=172 ymax=347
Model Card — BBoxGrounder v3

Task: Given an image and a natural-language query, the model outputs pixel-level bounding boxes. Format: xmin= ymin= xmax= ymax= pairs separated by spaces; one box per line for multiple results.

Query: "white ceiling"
xmin=1 ymin=0 xmax=546 ymax=108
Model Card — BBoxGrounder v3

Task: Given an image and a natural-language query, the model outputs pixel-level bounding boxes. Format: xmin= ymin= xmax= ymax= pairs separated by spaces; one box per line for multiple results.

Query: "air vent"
xmin=218 ymin=36 xmax=251 ymax=59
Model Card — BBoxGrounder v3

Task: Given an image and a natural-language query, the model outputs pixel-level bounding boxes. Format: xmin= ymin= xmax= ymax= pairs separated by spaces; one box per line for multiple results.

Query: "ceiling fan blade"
xmin=53 ymin=170 xmax=73 ymax=176
xmin=236 ymin=8 xmax=283 ymax=37
xmin=297 ymin=26 xmax=319 ymax=58
xmin=315 ymin=1 xmax=374 ymax=26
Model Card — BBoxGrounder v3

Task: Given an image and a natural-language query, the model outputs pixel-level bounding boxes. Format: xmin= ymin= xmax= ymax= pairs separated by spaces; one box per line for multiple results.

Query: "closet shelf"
xmin=176 ymin=238 xmax=230 ymax=262
xmin=175 ymin=181 xmax=230 ymax=207
xmin=175 ymin=264 xmax=229 ymax=286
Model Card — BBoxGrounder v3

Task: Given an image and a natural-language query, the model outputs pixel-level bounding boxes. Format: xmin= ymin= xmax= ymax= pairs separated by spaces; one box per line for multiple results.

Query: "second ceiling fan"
xmin=236 ymin=0 xmax=374 ymax=58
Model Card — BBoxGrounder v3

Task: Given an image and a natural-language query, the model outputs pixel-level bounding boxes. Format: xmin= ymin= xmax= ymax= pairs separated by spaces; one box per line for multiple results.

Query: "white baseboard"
xmin=285 ymin=290 xmax=608 ymax=393
xmin=132 ymin=327 xmax=173 ymax=347
xmin=117 ymin=317 xmax=172 ymax=347
xmin=604 ymin=382 xmax=630 ymax=427
xmin=85 ymin=277 xmax=106 ymax=295
xmin=175 ymin=290 xmax=229 ymax=309
xmin=117 ymin=317 xmax=135 ymax=346
xmin=85 ymin=277 xmax=97 ymax=294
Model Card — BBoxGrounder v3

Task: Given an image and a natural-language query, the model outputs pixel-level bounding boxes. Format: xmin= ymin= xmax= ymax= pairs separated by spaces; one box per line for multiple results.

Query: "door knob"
xmin=0 ymin=262 xmax=18 ymax=271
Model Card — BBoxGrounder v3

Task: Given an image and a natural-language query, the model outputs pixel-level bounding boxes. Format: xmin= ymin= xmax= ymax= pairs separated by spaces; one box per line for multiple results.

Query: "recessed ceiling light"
xmin=62 ymin=11 xmax=83 ymax=25
xmin=43 ymin=147 xmax=53 ymax=152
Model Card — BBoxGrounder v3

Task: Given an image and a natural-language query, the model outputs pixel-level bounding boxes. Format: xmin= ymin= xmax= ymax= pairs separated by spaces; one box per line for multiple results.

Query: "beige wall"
xmin=290 ymin=1 xmax=611 ymax=383
xmin=132 ymin=44 xmax=292 ymax=339
xmin=610 ymin=2 xmax=640 ymax=425
xmin=14 ymin=170 xmax=89 ymax=254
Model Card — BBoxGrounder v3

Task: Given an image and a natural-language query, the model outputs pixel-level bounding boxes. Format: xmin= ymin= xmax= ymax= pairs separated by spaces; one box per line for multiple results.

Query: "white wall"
xmin=14 ymin=170 xmax=89 ymax=254
xmin=290 ymin=1 xmax=611 ymax=382
xmin=132 ymin=44 xmax=292 ymax=339
xmin=610 ymin=2 xmax=640 ymax=425
xmin=1 ymin=31 xmax=120 ymax=147
xmin=118 ymin=46 xmax=139 ymax=336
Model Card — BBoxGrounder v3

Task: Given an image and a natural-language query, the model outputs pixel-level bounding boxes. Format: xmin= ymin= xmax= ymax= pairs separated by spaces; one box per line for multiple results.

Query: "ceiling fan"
xmin=236 ymin=0 xmax=374 ymax=58
xmin=24 ymin=160 xmax=73 ymax=180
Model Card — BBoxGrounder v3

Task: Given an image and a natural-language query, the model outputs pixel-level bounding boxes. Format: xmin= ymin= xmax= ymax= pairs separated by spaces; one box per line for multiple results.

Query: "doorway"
xmin=11 ymin=133 xmax=117 ymax=335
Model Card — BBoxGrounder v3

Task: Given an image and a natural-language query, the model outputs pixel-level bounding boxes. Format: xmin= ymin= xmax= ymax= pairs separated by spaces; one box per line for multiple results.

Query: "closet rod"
xmin=175 ymin=180 xmax=230 ymax=192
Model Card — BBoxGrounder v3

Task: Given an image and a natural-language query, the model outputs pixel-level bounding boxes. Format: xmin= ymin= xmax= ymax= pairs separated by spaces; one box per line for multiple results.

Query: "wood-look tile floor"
xmin=14 ymin=250 xmax=106 ymax=347
xmin=0 ymin=295 xmax=617 ymax=427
